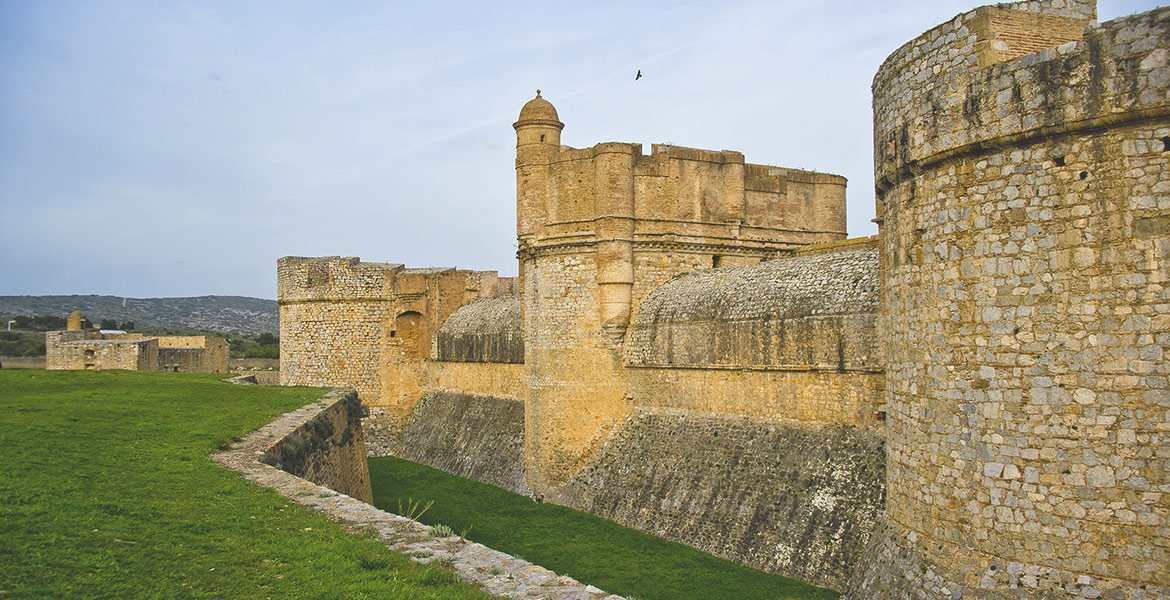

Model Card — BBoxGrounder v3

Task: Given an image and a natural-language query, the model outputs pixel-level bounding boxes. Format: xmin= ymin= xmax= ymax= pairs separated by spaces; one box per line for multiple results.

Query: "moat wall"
xmin=551 ymin=408 xmax=884 ymax=591
xmin=262 ymin=390 xmax=373 ymax=504
xmin=384 ymin=391 xmax=530 ymax=496
xmin=370 ymin=383 xmax=883 ymax=590
xmin=848 ymin=3 xmax=1169 ymax=599
xmin=358 ymin=243 xmax=887 ymax=590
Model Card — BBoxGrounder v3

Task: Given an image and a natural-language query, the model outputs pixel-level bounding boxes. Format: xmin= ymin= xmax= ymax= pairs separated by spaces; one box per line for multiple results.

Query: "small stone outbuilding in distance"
xmin=45 ymin=312 xmax=229 ymax=373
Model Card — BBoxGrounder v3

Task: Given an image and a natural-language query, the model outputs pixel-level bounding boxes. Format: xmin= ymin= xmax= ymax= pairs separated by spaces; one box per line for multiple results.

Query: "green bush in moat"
xmin=0 ymin=369 xmax=494 ymax=600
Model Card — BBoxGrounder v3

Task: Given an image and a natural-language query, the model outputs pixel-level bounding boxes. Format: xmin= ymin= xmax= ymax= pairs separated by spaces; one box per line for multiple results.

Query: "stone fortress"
xmin=278 ymin=1 xmax=1168 ymax=597
xmin=46 ymin=310 xmax=229 ymax=374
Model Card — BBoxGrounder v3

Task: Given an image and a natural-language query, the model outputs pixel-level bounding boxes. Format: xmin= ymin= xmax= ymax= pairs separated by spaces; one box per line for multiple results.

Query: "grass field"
xmin=370 ymin=456 xmax=841 ymax=600
xmin=0 ymin=369 xmax=494 ymax=600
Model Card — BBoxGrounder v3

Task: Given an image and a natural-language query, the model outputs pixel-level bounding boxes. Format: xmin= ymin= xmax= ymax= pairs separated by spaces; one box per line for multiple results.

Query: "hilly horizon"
xmin=0 ymin=294 xmax=277 ymax=335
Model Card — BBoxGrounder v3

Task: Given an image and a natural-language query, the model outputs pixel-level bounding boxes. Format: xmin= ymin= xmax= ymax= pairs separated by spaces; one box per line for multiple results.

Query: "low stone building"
xmin=46 ymin=314 xmax=229 ymax=374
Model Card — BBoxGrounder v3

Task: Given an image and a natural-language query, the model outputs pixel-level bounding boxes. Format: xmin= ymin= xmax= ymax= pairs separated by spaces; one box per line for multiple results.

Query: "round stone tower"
xmin=66 ymin=311 xmax=87 ymax=331
xmin=847 ymin=2 xmax=1169 ymax=599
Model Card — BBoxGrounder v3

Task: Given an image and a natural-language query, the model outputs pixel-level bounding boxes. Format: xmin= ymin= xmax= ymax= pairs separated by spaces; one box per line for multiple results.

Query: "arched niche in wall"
xmin=393 ymin=311 xmax=429 ymax=360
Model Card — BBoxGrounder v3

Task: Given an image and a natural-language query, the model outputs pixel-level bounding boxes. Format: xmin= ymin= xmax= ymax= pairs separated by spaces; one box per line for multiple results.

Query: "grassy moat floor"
xmin=369 ymin=458 xmax=840 ymax=600
xmin=0 ymin=369 xmax=495 ymax=600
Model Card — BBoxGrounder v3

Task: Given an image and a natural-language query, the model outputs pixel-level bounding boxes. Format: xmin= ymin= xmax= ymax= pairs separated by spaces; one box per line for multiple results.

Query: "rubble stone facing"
xmin=46 ymin=331 xmax=157 ymax=371
xmin=385 ymin=391 xmax=530 ymax=496
xmin=278 ymin=256 xmax=517 ymax=411
xmin=551 ymin=407 xmax=885 ymax=591
xmin=849 ymin=3 xmax=1170 ymax=599
xmin=212 ymin=389 xmax=623 ymax=600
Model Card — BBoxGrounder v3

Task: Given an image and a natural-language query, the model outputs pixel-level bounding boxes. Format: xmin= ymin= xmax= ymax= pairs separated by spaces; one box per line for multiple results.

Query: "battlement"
xmin=278 ymin=256 xmax=515 ymax=305
xmin=519 ymin=138 xmax=847 ymax=245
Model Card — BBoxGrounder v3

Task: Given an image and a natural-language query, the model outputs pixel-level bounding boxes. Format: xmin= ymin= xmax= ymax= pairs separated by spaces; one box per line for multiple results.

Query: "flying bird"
xmin=635 ymin=70 xmax=642 ymax=80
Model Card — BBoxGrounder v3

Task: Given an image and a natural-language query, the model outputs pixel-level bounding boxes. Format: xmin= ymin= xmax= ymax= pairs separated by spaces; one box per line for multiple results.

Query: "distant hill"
xmin=0 ymin=295 xmax=278 ymax=335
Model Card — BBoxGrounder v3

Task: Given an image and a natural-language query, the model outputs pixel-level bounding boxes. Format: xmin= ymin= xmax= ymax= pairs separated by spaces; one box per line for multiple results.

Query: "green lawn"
xmin=0 ymin=369 xmax=495 ymax=600
xmin=369 ymin=457 xmax=840 ymax=600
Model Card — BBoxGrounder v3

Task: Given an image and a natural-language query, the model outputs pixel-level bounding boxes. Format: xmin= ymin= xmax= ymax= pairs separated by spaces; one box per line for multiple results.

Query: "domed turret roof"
xmin=514 ymin=90 xmax=563 ymax=129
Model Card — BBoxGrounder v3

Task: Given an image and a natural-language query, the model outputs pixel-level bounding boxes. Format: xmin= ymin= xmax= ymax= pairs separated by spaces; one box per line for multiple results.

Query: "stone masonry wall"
xmin=279 ymin=256 xmax=515 ymax=413
xmin=156 ymin=348 xmax=204 ymax=373
xmin=45 ymin=331 xmax=157 ymax=371
xmin=522 ymin=251 xmax=629 ymax=493
xmin=384 ymin=391 xmax=530 ymax=496
xmin=262 ymin=389 xmax=373 ymax=504
xmin=849 ymin=4 xmax=1170 ymax=599
xmin=278 ymin=257 xmax=393 ymax=402
xmin=426 ymin=362 xmax=524 ymax=399
xmin=626 ymin=368 xmax=883 ymax=426
xmin=551 ymin=407 xmax=885 ymax=591
xmin=157 ymin=336 xmax=229 ymax=373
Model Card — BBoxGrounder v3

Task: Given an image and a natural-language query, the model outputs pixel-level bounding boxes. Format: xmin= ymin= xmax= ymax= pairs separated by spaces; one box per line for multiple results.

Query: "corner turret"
xmin=513 ymin=90 xmax=563 ymax=149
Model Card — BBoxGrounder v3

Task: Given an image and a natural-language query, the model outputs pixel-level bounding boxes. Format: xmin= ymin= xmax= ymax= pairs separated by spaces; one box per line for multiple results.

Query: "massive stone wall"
xmin=157 ymin=336 xmax=229 ymax=373
xmin=384 ymin=392 xmax=530 ymax=496
xmin=262 ymin=390 xmax=373 ymax=504
xmin=514 ymin=92 xmax=855 ymax=495
xmin=278 ymin=257 xmax=395 ymax=402
xmin=551 ymin=408 xmax=884 ymax=590
xmin=278 ymin=256 xmax=516 ymax=412
xmin=849 ymin=3 xmax=1169 ymax=599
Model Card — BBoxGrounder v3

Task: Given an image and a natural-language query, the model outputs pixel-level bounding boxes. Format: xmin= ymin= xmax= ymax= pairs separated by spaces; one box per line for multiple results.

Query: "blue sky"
xmin=0 ymin=0 xmax=1160 ymax=299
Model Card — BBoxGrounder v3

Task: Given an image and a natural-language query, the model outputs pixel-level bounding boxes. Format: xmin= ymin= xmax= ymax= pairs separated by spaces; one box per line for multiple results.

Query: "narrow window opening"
xmin=712 ymin=255 xmax=723 ymax=268
xmin=540 ymin=134 xmax=545 ymax=142
xmin=1053 ymin=155 xmax=1065 ymax=167
xmin=1162 ymin=136 xmax=1170 ymax=151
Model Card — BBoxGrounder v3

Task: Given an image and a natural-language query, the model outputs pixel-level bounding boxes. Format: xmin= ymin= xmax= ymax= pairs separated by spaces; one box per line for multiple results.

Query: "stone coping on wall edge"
xmin=210 ymin=388 xmax=624 ymax=600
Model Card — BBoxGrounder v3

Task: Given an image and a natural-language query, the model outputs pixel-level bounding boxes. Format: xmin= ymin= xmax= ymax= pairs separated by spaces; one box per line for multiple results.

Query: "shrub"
xmin=427 ymin=524 xmax=455 ymax=538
